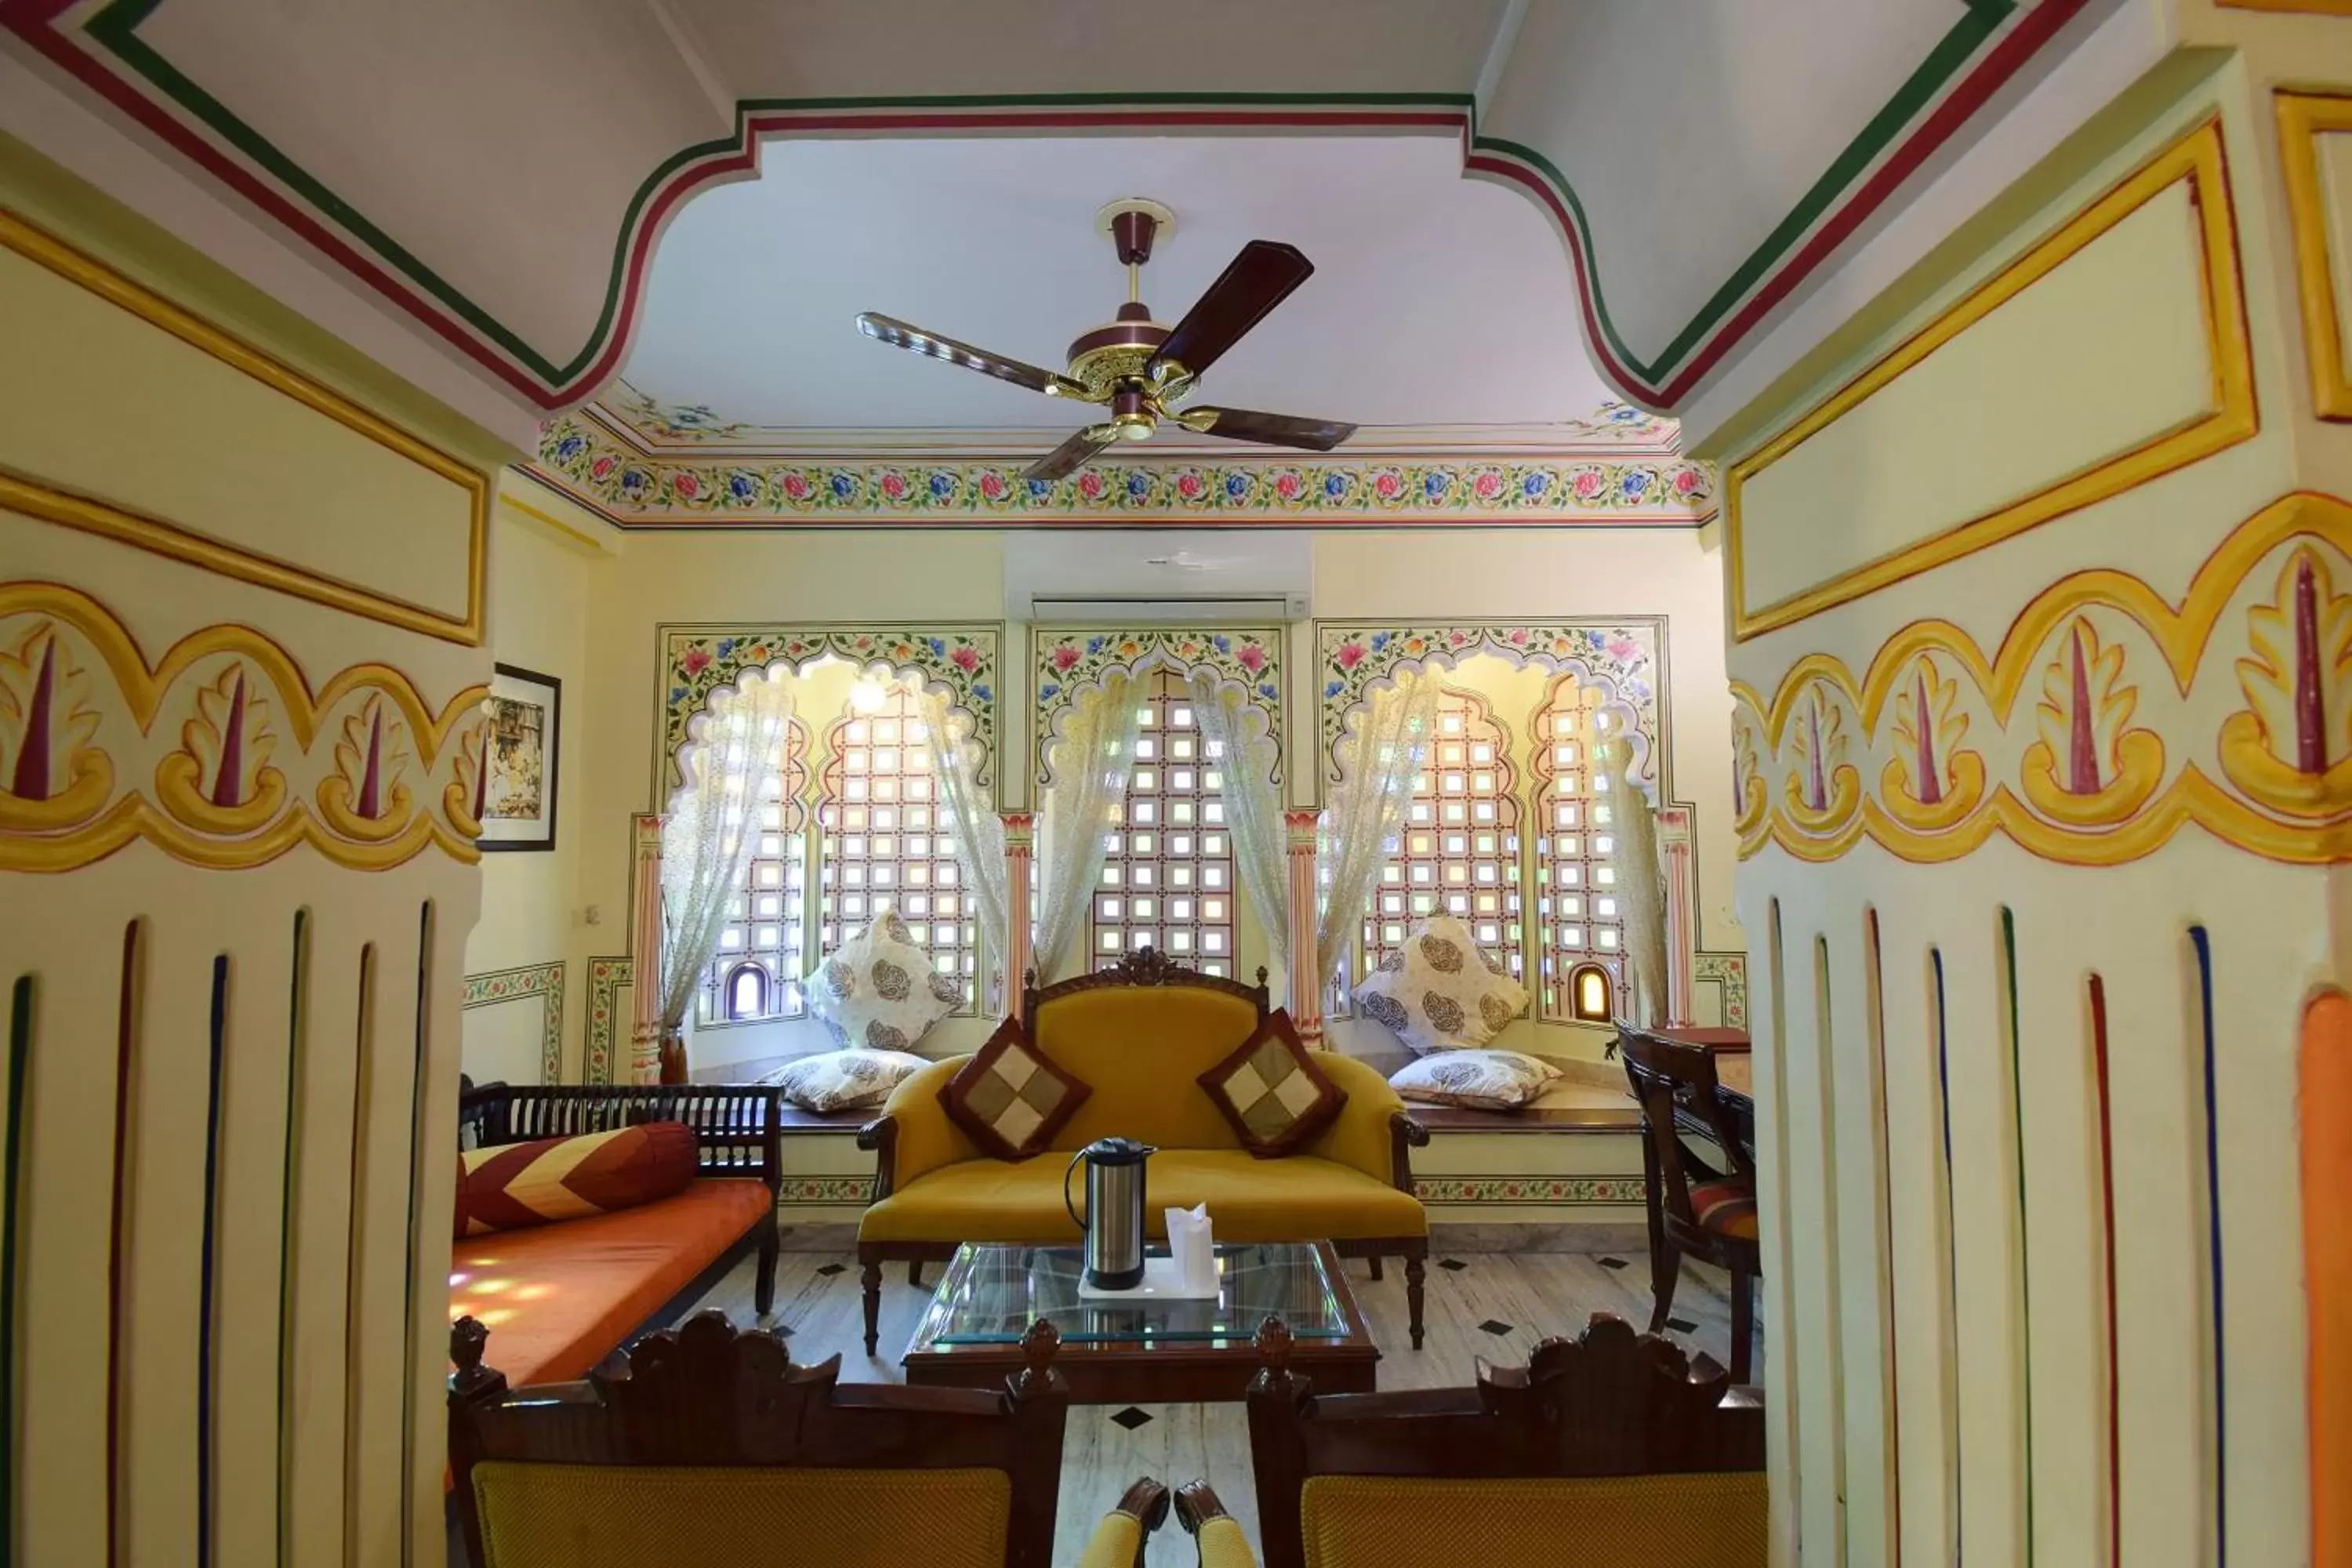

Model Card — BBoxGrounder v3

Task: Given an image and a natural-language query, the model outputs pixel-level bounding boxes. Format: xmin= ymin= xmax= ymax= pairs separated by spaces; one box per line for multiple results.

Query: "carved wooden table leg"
xmin=862 ymin=1259 xmax=884 ymax=1356
xmin=1404 ymin=1254 xmax=1426 ymax=1348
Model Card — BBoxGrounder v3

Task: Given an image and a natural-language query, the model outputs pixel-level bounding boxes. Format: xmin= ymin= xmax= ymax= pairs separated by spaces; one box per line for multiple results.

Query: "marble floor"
xmin=682 ymin=1233 xmax=1759 ymax=1565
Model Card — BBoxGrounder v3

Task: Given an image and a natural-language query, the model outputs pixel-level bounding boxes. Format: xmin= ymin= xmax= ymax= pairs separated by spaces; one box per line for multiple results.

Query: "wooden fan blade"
xmin=856 ymin=313 xmax=1084 ymax=397
xmin=1182 ymin=407 xmax=1356 ymax=452
xmin=1022 ymin=425 xmax=1119 ymax=484
xmin=1145 ymin=241 xmax=1314 ymax=380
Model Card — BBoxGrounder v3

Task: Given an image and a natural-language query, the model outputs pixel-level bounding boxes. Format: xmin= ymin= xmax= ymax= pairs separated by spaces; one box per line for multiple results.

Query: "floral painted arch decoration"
xmin=659 ymin=622 xmax=1001 ymax=798
xmin=1316 ymin=620 xmax=1664 ymax=793
xmin=1032 ymin=627 xmax=1284 ymax=788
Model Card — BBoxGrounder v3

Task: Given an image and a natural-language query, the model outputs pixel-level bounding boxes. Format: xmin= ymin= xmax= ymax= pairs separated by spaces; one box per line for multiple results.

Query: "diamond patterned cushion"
xmin=1352 ymin=911 xmax=1530 ymax=1054
xmin=454 ymin=1122 xmax=697 ymax=1237
xmin=938 ymin=1017 xmax=1092 ymax=1161
xmin=1196 ymin=1009 xmax=1348 ymax=1157
xmin=804 ymin=902 xmax=960 ymax=1055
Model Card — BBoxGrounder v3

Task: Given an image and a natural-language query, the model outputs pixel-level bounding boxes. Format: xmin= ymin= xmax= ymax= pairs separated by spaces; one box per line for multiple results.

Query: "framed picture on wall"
xmin=478 ymin=662 xmax=561 ymax=852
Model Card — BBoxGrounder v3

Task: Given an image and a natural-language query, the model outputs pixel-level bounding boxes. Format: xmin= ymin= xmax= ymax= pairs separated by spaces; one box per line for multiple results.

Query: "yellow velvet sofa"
xmin=855 ymin=951 xmax=1430 ymax=1354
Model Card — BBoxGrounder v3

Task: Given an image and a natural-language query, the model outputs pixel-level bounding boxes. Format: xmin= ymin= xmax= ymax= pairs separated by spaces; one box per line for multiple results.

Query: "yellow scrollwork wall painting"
xmin=0 ymin=581 xmax=485 ymax=872
xmin=1733 ymin=492 xmax=2352 ymax=866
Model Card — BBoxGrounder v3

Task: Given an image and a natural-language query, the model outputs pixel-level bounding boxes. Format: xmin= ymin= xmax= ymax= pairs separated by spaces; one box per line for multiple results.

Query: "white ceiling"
xmin=618 ymin=132 xmax=1617 ymax=434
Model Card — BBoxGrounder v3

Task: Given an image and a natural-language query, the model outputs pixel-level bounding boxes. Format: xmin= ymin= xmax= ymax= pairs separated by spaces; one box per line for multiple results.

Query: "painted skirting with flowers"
xmin=1315 ymin=621 xmax=1664 ymax=788
xmin=1691 ymin=951 xmax=1750 ymax=1030
xmin=1414 ymin=1176 xmax=1648 ymax=1207
xmin=533 ymin=416 xmax=1715 ymax=528
xmin=460 ymin=961 xmax=567 ymax=1084
xmin=584 ymin=955 xmax=632 ymax=1086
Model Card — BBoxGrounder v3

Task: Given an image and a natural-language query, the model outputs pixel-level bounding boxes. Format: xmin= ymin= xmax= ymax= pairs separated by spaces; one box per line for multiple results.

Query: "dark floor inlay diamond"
xmin=1438 ymin=1258 xmax=1468 ymax=1272
xmin=1666 ymin=1316 xmax=1698 ymax=1334
xmin=1109 ymin=1406 xmax=1153 ymax=1430
xmin=1596 ymin=1256 xmax=1629 ymax=1270
xmin=815 ymin=1263 xmax=846 ymax=1276
xmin=1477 ymin=1319 xmax=1515 ymax=1337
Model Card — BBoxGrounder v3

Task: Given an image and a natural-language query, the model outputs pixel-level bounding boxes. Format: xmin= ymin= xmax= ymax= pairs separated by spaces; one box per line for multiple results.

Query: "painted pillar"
xmin=1284 ymin=808 xmax=1323 ymax=1044
xmin=629 ymin=811 xmax=665 ymax=1082
xmin=1658 ymin=808 xmax=1696 ymax=1027
xmin=1000 ymin=811 xmax=1034 ymax=1018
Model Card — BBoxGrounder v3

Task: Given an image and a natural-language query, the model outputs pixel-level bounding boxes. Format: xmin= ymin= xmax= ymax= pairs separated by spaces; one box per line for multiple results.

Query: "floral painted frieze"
xmin=1316 ymin=622 xmax=1662 ymax=786
xmin=662 ymin=625 xmax=999 ymax=789
xmin=583 ymin=955 xmax=632 ymax=1086
xmin=536 ymin=416 xmax=1715 ymax=527
xmin=1730 ymin=495 xmax=2352 ymax=866
xmin=1033 ymin=628 xmax=1283 ymax=786
xmin=0 ymin=583 xmax=485 ymax=873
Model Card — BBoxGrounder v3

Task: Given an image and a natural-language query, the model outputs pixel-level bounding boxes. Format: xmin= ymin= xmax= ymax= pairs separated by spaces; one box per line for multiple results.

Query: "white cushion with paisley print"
xmin=804 ymin=902 xmax=961 ymax=1056
xmin=761 ymin=1048 xmax=930 ymax=1113
xmin=1351 ymin=911 xmax=1530 ymax=1054
xmin=1388 ymin=1049 xmax=1563 ymax=1112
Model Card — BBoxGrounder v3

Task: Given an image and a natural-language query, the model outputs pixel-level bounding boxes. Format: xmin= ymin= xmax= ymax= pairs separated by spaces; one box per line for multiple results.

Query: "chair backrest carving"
xmin=449 ymin=1312 xmax=1069 ymax=1567
xmin=1246 ymin=1312 xmax=1764 ymax=1568
xmin=1617 ymin=1026 xmax=1751 ymax=1226
xmin=1025 ymin=945 xmax=1271 ymax=1021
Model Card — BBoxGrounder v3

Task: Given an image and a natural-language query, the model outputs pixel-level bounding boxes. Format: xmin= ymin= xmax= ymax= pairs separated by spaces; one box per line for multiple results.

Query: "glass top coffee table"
xmin=902 ymin=1240 xmax=1377 ymax=1403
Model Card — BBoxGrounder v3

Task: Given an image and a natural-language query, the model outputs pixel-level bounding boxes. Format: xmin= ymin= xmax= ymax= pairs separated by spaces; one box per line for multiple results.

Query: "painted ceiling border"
xmin=0 ymin=0 xmax=2086 ymax=412
xmin=1029 ymin=626 xmax=1286 ymax=792
xmin=530 ymin=412 xmax=1716 ymax=526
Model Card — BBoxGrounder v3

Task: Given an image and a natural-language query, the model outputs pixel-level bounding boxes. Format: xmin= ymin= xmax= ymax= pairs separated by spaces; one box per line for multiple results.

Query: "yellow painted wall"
xmin=1703 ymin=49 xmax=2346 ymax=1568
xmin=0 ymin=133 xmax=507 ymax=1568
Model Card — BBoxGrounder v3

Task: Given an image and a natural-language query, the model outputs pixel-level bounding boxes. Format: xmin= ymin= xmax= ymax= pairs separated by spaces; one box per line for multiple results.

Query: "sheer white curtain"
xmin=1314 ymin=670 xmax=1437 ymax=992
xmin=657 ymin=675 xmax=794 ymax=1062
xmin=1033 ymin=667 xmax=1145 ymax=983
xmin=1187 ymin=670 xmax=1290 ymax=972
xmin=1601 ymin=735 xmax=1668 ymax=1025
xmin=919 ymin=687 xmax=1008 ymax=1000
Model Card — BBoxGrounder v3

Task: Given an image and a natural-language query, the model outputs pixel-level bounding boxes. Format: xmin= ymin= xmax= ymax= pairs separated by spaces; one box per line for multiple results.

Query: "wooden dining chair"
xmin=446 ymin=1310 xmax=1160 ymax=1568
xmin=1618 ymin=1028 xmax=1761 ymax=1382
xmin=1223 ymin=1314 xmax=1766 ymax=1568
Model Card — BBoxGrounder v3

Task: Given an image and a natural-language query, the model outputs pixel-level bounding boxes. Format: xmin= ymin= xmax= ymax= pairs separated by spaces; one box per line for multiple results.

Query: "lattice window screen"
xmin=1534 ymin=673 xmax=1624 ymax=1021
xmin=1362 ymin=686 xmax=1523 ymax=982
xmin=699 ymin=716 xmax=811 ymax=1023
xmin=1091 ymin=670 xmax=1237 ymax=976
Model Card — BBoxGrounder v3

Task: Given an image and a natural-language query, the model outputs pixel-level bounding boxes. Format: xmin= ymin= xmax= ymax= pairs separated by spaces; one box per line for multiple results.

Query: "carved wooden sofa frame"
xmin=448 ymin=1312 xmax=1075 ymax=1568
xmin=855 ymin=948 xmax=1432 ymax=1355
xmin=1226 ymin=1312 xmax=1766 ymax=1568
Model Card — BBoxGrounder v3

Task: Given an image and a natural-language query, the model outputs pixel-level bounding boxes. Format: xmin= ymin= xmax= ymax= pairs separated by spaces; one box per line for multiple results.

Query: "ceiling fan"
xmin=855 ymin=198 xmax=1357 ymax=483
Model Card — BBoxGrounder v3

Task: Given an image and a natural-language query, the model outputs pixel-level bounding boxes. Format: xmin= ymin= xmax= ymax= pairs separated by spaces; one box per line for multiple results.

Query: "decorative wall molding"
xmin=0 ymin=209 xmax=490 ymax=645
xmin=583 ymin=955 xmax=632 ymax=1086
xmin=459 ymin=961 xmax=566 ymax=1084
xmin=1032 ymin=626 xmax=1283 ymax=788
xmin=0 ymin=582 xmax=485 ymax=872
xmin=0 ymin=1 xmax=2086 ymax=412
xmin=1692 ymin=951 xmax=1750 ymax=1030
xmin=532 ymin=416 xmax=1715 ymax=528
xmin=1725 ymin=116 xmax=2256 ymax=640
xmin=778 ymin=1176 xmax=877 ymax=1207
xmin=1413 ymin=1176 xmax=1646 ymax=1207
xmin=1731 ymin=492 xmax=2352 ymax=866
xmin=1313 ymin=620 xmax=1663 ymax=791
xmin=657 ymin=623 xmax=1001 ymax=797
xmin=2277 ymin=89 xmax=2352 ymax=421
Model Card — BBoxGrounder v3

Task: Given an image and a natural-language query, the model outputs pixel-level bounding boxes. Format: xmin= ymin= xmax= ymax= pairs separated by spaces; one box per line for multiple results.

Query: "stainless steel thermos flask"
xmin=1063 ymin=1135 xmax=1155 ymax=1290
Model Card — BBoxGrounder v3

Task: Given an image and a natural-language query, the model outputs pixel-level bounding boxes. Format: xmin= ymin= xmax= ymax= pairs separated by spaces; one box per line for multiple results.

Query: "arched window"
xmin=1092 ymin=670 xmax=1236 ymax=975
xmin=1362 ymin=684 xmax=1523 ymax=983
xmin=819 ymin=681 xmax=975 ymax=1012
xmin=1566 ymin=962 xmax=1614 ymax=1022
xmin=1535 ymin=673 xmax=1624 ymax=1022
xmin=698 ymin=713 xmax=811 ymax=1025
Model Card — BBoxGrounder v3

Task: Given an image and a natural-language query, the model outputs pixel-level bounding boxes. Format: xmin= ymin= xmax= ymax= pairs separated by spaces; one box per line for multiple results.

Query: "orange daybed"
xmin=452 ymin=1082 xmax=781 ymax=1388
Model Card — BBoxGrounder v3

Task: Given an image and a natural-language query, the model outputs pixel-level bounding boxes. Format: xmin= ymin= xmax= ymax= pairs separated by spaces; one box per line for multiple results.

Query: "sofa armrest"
xmin=858 ymin=1056 xmax=979 ymax=1196
xmin=1301 ymin=1053 xmax=1425 ymax=1190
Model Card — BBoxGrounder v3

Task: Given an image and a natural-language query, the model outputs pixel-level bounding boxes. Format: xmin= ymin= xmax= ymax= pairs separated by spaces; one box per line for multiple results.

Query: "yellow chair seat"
xmin=859 ymin=1149 xmax=1427 ymax=1245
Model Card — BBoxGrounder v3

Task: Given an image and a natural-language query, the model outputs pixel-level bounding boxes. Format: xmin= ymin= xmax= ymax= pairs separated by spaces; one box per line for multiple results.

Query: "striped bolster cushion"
xmin=455 ymin=1122 xmax=699 ymax=1237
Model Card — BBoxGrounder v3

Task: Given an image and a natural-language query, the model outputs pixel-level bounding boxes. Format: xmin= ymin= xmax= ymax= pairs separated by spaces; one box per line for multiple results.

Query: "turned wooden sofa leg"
xmin=754 ymin=1227 xmax=779 ymax=1317
xmin=907 ymin=1260 xmax=927 ymax=1290
xmin=861 ymin=1259 xmax=883 ymax=1356
xmin=1404 ymin=1254 xmax=1426 ymax=1349
xmin=1368 ymin=1256 xmax=1383 ymax=1282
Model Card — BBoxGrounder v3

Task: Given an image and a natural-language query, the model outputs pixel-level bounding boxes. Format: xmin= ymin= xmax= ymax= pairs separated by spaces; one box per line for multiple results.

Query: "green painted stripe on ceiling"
xmin=77 ymin=0 xmax=2021 ymax=397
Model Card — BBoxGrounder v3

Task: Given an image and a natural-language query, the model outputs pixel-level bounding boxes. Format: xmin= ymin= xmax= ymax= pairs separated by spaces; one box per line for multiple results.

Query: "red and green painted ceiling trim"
xmin=2 ymin=0 xmax=2086 ymax=413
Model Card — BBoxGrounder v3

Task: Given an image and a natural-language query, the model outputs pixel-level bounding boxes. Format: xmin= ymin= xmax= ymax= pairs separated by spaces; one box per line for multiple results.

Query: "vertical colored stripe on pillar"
xmin=2303 ymin=990 xmax=2352 ymax=1568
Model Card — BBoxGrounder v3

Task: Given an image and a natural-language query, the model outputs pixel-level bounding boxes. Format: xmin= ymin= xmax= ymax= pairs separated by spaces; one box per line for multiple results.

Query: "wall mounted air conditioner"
xmin=1025 ymin=594 xmax=1306 ymax=625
